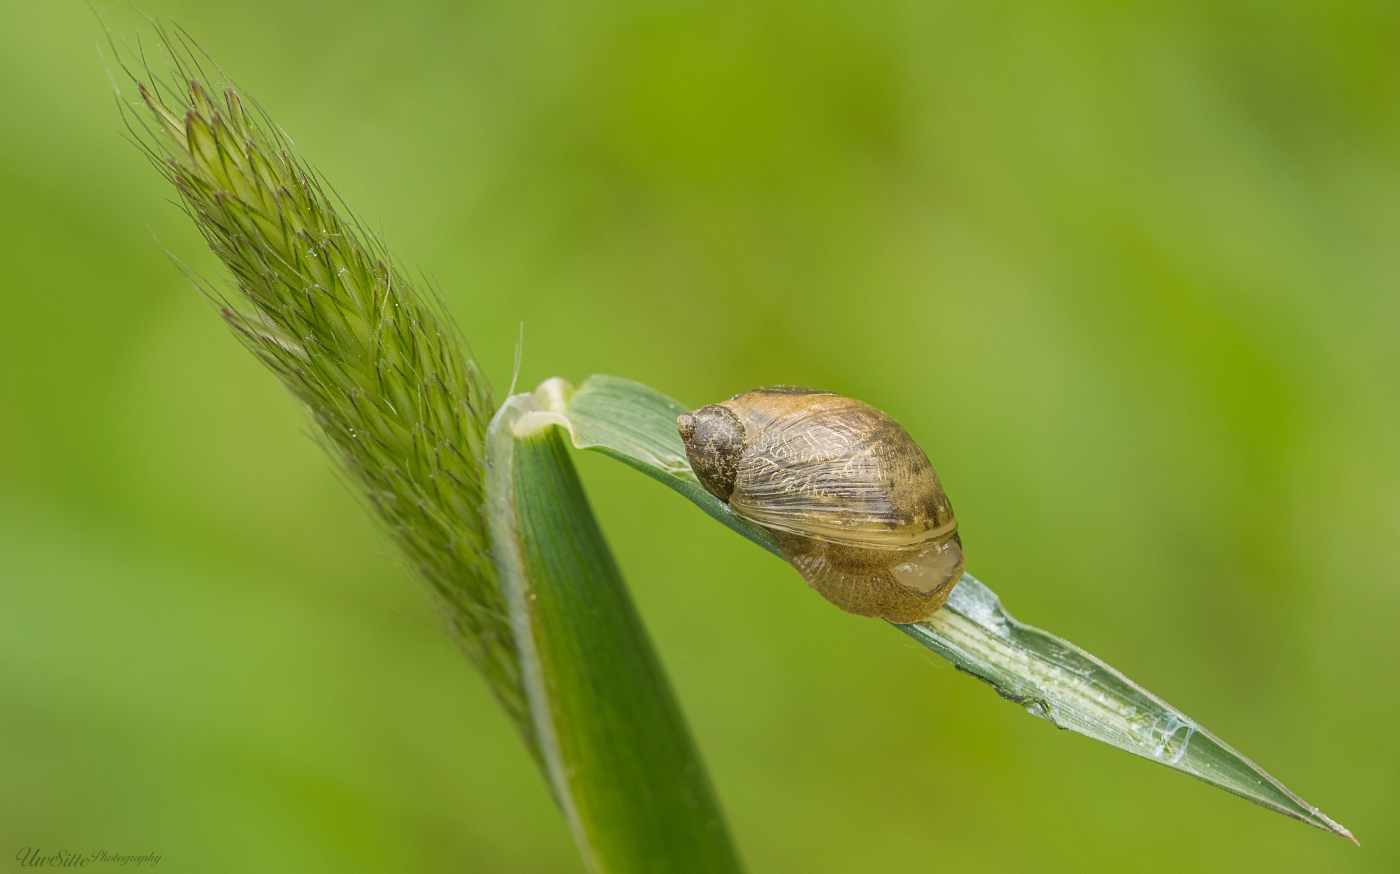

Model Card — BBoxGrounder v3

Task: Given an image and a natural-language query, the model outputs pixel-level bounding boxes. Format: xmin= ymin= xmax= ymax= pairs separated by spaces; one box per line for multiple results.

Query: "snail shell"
xmin=678 ymin=386 xmax=965 ymax=624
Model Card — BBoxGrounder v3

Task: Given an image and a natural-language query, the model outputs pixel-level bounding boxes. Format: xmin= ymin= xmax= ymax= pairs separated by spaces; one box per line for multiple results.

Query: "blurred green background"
xmin=2 ymin=1 xmax=1396 ymax=871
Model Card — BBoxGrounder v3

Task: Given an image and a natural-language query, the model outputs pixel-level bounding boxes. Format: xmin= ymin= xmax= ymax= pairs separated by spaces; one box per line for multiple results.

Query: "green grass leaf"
xmin=485 ymin=393 xmax=746 ymax=873
xmin=534 ymin=374 xmax=1356 ymax=844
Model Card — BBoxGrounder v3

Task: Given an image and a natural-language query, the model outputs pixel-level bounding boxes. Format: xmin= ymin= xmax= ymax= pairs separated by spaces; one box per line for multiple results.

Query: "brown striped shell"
xmin=678 ymin=386 xmax=965 ymax=624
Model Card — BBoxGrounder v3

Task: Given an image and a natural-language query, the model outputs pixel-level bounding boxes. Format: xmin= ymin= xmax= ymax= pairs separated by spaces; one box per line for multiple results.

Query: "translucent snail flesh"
xmin=678 ymin=386 xmax=965 ymax=624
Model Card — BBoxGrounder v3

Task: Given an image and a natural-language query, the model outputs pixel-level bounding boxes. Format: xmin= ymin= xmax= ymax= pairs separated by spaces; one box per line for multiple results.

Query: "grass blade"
xmin=485 ymin=393 xmax=746 ymax=873
xmin=899 ymin=578 xmax=1354 ymax=841
xmin=532 ymin=374 xmax=1355 ymax=843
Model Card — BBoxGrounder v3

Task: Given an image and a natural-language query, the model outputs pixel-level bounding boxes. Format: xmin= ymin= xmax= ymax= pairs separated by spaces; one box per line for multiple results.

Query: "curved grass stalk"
xmin=486 ymin=395 xmax=744 ymax=873
xmin=534 ymin=374 xmax=1356 ymax=844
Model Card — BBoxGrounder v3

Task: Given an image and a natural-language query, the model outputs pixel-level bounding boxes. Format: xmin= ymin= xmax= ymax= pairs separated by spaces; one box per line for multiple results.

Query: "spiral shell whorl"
xmin=679 ymin=386 xmax=965 ymax=623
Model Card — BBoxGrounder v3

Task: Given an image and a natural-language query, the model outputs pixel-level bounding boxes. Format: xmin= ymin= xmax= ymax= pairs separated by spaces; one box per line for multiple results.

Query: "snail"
xmin=678 ymin=386 xmax=965 ymax=624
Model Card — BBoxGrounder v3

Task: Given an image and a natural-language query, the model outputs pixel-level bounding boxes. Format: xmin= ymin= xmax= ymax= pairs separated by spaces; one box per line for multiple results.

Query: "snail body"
xmin=678 ymin=386 xmax=965 ymax=624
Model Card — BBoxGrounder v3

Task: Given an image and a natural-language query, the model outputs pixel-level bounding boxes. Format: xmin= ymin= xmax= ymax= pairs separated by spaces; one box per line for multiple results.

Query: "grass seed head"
xmin=119 ymin=30 xmax=532 ymax=755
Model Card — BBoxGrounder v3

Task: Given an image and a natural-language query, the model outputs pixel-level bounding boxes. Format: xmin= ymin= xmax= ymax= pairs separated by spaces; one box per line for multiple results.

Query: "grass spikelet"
xmin=114 ymin=27 xmax=532 ymax=756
